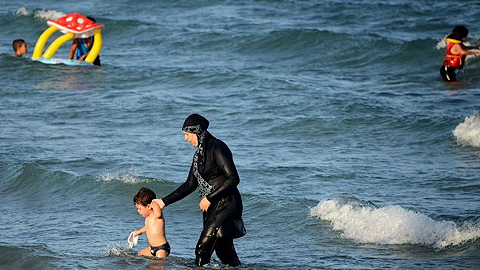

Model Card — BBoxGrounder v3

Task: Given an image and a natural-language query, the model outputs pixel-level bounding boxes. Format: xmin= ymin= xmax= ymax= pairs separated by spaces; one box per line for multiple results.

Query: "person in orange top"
xmin=440 ymin=25 xmax=480 ymax=82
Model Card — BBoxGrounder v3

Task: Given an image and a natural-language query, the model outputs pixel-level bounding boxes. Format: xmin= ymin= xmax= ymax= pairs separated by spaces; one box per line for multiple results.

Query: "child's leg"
xmin=137 ymin=246 xmax=152 ymax=257
xmin=154 ymin=249 xmax=169 ymax=259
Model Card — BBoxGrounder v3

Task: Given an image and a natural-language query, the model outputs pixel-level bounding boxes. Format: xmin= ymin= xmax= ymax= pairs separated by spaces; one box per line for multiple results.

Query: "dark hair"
xmin=446 ymin=32 xmax=463 ymax=41
xmin=452 ymin=25 xmax=469 ymax=39
xmin=86 ymin=16 xmax=96 ymax=23
xmin=12 ymin=39 xmax=26 ymax=51
xmin=133 ymin=187 xmax=156 ymax=206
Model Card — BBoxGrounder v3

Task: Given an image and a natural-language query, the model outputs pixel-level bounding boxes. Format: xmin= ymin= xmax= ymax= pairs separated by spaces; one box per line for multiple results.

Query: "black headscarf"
xmin=182 ymin=114 xmax=214 ymax=198
xmin=182 ymin=113 xmax=209 ymax=132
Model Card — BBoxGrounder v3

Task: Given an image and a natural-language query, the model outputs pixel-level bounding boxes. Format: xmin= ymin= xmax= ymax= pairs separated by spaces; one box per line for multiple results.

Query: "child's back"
xmin=132 ymin=187 xmax=170 ymax=258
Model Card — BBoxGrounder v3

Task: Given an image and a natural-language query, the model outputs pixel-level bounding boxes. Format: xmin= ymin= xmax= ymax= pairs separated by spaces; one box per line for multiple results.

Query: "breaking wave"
xmin=310 ymin=199 xmax=480 ymax=249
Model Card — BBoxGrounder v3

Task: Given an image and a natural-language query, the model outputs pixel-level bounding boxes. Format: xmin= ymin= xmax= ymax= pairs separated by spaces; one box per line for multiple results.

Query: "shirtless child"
xmin=131 ymin=187 xmax=170 ymax=258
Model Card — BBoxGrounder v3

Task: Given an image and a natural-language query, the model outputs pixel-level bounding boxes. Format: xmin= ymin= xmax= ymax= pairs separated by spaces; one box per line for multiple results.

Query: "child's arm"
xmin=68 ymin=39 xmax=79 ymax=59
xmin=452 ymin=44 xmax=480 ymax=56
xmin=465 ymin=45 xmax=480 ymax=50
xmin=133 ymin=226 xmax=146 ymax=237
xmin=151 ymin=200 xmax=163 ymax=219
xmin=78 ymin=52 xmax=89 ymax=61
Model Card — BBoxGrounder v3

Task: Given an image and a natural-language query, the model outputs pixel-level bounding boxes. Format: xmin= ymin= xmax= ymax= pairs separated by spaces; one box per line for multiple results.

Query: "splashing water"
xmin=15 ymin=7 xmax=65 ymax=20
xmin=453 ymin=113 xmax=480 ymax=148
xmin=310 ymin=199 xmax=480 ymax=249
xmin=14 ymin=7 xmax=29 ymax=16
xmin=106 ymin=243 xmax=131 ymax=256
xmin=101 ymin=172 xmax=146 ymax=184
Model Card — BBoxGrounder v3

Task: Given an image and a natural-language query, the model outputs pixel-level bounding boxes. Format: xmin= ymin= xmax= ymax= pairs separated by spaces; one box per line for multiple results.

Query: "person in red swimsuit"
xmin=440 ymin=25 xmax=480 ymax=82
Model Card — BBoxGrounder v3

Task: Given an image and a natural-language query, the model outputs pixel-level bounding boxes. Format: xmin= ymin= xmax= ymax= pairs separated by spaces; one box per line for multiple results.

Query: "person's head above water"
xmin=182 ymin=114 xmax=209 ymax=133
xmin=182 ymin=114 xmax=209 ymax=147
xmin=12 ymin=39 xmax=27 ymax=57
xmin=452 ymin=25 xmax=469 ymax=39
xmin=133 ymin=187 xmax=156 ymax=207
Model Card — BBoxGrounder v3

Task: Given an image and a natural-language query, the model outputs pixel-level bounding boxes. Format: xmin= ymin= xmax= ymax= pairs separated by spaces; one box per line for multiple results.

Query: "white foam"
xmin=33 ymin=9 xmax=65 ymax=20
xmin=453 ymin=113 xmax=480 ymax=148
xmin=436 ymin=37 xmax=447 ymax=50
xmin=106 ymin=243 xmax=130 ymax=256
xmin=15 ymin=7 xmax=29 ymax=16
xmin=14 ymin=7 xmax=65 ymax=20
xmin=101 ymin=172 xmax=144 ymax=184
xmin=310 ymin=199 xmax=480 ymax=249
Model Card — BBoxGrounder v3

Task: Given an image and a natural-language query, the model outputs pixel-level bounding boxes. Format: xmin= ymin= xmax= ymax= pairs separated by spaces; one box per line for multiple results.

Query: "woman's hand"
xmin=152 ymin=199 xmax=165 ymax=209
xmin=199 ymin=197 xmax=211 ymax=212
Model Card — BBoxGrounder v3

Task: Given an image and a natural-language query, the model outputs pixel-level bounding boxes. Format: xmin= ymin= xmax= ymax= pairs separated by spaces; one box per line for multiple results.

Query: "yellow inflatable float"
xmin=32 ymin=13 xmax=104 ymax=66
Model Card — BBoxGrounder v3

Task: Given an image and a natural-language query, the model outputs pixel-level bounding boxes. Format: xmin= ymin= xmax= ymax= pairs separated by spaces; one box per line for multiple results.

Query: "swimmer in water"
xmin=68 ymin=16 xmax=101 ymax=66
xmin=440 ymin=25 xmax=480 ymax=82
xmin=12 ymin=39 xmax=27 ymax=57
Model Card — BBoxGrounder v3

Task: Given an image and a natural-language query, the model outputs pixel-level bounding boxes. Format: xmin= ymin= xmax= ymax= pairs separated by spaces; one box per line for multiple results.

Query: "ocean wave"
xmin=453 ymin=112 xmax=480 ymax=148
xmin=15 ymin=7 xmax=65 ymax=21
xmin=310 ymin=199 xmax=480 ymax=249
xmin=0 ymin=162 xmax=163 ymax=197
xmin=0 ymin=162 xmax=75 ymax=194
xmin=0 ymin=244 xmax=59 ymax=269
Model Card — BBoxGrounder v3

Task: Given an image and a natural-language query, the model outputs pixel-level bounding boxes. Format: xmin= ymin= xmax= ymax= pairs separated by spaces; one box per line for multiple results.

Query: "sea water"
xmin=1 ymin=0 xmax=480 ymax=269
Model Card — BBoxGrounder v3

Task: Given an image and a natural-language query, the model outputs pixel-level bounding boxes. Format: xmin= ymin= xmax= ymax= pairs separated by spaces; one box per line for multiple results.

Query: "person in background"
xmin=440 ymin=25 xmax=480 ymax=82
xmin=68 ymin=16 xmax=101 ymax=66
xmin=12 ymin=39 xmax=27 ymax=57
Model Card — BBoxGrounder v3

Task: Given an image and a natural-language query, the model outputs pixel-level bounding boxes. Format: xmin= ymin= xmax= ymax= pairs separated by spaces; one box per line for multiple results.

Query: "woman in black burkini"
xmin=154 ymin=114 xmax=245 ymax=267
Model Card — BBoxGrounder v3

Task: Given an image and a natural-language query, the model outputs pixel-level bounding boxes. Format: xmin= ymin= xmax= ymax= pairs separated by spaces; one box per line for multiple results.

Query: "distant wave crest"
xmin=453 ymin=112 xmax=480 ymax=148
xmin=101 ymin=170 xmax=153 ymax=184
xmin=15 ymin=7 xmax=65 ymax=20
xmin=310 ymin=199 xmax=480 ymax=249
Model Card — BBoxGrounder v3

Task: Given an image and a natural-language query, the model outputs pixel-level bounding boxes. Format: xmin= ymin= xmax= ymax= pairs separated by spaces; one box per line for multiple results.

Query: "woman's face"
xmin=183 ymin=131 xmax=198 ymax=147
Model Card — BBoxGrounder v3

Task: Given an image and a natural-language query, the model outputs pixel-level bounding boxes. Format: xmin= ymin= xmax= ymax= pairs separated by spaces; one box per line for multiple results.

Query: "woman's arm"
xmin=162 ymin=164 xmax=198 ymax=206
xmin=206 ymin=143 xmax=240 ymax=203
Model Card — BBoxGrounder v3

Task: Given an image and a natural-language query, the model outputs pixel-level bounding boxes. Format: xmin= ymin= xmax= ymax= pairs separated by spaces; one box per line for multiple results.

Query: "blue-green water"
xmin=1 ymin=1 xmax=480 ymax=269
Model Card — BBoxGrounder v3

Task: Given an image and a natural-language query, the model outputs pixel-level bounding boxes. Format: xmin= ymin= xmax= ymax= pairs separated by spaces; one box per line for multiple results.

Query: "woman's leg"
xmin=195 ymin=228 xmax=217 ymax=266
xmin=214 ymin=238 xmax=241 ymax=267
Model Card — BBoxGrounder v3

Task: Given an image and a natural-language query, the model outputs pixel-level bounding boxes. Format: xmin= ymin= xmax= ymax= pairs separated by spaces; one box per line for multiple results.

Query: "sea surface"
xmin=1 ymin=0 xmax=480 ymax=269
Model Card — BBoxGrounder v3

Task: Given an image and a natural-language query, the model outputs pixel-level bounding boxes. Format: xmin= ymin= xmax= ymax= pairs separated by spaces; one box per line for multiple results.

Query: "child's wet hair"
xmin=452 ymin=25 xmax=469 ymax=39
xmin=12 ymin=39 xmax=26 ymax=51
xmin=134 ymin=187 xmax=156 ymax=206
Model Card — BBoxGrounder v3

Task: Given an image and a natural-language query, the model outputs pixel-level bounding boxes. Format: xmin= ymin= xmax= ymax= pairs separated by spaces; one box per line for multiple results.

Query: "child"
xmin=131 ymin=187 xmax=170 ymax=258
xmin=12 ymin=39 xmax=27 ymax=57
xmin=68 ymin=16 xmax=101 ymax=66
xmin=440 ymin=25 xmax=480 ymax=82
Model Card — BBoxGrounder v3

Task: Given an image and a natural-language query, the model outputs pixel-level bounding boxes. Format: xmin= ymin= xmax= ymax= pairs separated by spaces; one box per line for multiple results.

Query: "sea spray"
xmin=15 ymin=7 xmax=65 ymax=20
xmin=106 ymin=243 xmax=131 ymax=256
xmin=101 ymin=171 xmax=151 ymax=184
xmin=310 ymin=199 xmax=480 ymax=249
xmin=453 ymin=113 xmax=480 ymax=148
